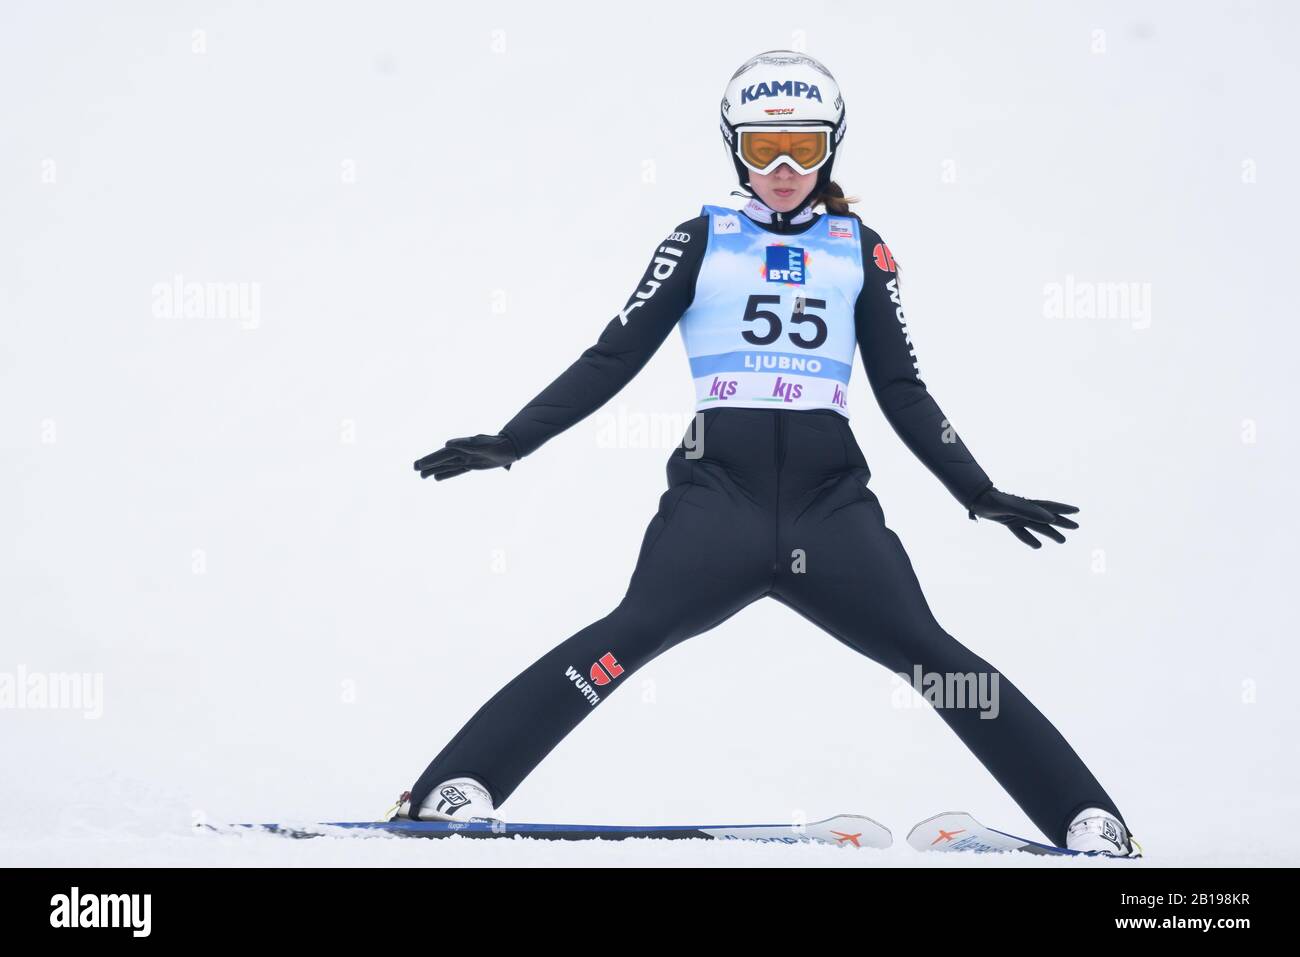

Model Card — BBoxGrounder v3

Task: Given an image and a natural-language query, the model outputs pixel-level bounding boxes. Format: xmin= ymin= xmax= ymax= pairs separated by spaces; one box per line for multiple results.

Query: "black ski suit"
xmin=408 ymin=203 xmax=1128 ymax=848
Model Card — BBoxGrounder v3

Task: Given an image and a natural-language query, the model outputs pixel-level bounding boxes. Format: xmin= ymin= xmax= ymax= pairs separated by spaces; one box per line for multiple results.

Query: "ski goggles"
xmin=734 ymin=125 xmax=833 ymax=175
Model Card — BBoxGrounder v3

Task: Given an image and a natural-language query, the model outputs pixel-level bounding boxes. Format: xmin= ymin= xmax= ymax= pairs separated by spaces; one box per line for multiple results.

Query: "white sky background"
xmin=1 ymin=0 xmax=1296 ymax=865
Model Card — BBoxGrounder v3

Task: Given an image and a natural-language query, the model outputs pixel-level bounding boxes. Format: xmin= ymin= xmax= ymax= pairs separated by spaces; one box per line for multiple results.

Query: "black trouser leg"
xmin=407 ymin=445 xmax=771 ymax=812
xmin=772 ymin=467 xmax=1128 ymax=848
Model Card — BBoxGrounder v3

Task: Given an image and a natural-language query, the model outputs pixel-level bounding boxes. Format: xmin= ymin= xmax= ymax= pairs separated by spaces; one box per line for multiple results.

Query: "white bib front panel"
xmin=678 ymin=205 xmax=864 ymax=417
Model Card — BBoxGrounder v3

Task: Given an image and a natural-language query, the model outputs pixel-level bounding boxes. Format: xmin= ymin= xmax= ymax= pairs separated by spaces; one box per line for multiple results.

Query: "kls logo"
xmin=772 ymin=376 xmax=803 ymax=403
xmin=709 ymin=376 xmax=738 ymax=400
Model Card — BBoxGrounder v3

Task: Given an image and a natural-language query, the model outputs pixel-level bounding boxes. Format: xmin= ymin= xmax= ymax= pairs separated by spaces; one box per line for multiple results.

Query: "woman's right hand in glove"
xmin=413 ymin=433 xmax=519 ymax=481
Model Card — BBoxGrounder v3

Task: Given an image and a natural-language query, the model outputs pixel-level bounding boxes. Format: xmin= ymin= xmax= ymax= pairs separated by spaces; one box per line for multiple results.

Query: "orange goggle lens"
xmin=737 ymin=128 xmax=830 ymax=173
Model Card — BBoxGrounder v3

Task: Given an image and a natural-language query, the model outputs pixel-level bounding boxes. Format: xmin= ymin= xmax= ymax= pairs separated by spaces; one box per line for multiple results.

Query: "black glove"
xmin=414 ymin=433 xmax=519 ymax=481
xmin=967 ymin=487 xmax=1079 ymax=549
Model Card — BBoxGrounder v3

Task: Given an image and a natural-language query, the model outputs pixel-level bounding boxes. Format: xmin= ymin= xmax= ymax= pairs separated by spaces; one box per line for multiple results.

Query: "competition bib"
xmin=678 ymin=204 xmax=864 ymax=416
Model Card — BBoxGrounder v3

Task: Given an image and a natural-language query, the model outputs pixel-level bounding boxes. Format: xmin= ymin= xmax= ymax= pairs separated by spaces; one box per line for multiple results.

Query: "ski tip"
xmin=807 ymin=814 xmax=893 ymax=850
xmin=906 ymin=810 xmax=1073 ymax=856
xmin=905 ymin=812 xmax=977 ymax=839
xmin=905 ymin=812 xmax=983 ymax=851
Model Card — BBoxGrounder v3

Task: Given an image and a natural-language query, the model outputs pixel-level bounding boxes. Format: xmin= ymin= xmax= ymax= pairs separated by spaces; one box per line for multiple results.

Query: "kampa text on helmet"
xmin=740 ymin=80 xmax=823 ymax=105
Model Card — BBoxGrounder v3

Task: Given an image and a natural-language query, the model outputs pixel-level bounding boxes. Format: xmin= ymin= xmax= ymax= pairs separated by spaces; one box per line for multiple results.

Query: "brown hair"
xmin=813 ymin=179 xmax=860 ymax=216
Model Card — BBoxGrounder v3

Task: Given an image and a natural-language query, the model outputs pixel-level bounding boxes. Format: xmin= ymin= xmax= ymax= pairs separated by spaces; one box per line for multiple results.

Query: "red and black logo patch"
xmin=590 ymin=652 xmax=624 ymax=687
xmin=872 ymin=242 xmax=896 ymax=272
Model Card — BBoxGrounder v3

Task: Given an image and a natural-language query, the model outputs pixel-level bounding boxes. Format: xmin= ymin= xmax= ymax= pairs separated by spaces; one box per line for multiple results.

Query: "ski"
xmin=207 ymin=813 xmax=891 ymax=848
xmin=907 ymin=811 xmax=1140 ymax=858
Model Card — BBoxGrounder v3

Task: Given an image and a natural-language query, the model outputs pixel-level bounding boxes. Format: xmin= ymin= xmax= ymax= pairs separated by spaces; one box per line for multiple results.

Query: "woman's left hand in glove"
xmin=967 ymin=487 xmax=1079 ymax=549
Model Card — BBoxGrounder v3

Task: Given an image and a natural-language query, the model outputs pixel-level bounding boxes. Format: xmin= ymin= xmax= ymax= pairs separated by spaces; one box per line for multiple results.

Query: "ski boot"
xmin=1066 ymin=808 xmax=1143 ymax=858
xmin=385 ymin=777 xmax=504 ymax=825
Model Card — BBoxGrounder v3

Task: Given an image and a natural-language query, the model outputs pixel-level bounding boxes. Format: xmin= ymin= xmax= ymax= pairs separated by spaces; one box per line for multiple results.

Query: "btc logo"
xmin=765 ymin=245 xmax=807 ymax=284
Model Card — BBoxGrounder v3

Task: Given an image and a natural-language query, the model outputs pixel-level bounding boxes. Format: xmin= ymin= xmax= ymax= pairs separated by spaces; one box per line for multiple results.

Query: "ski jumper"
xmin=408 ymin=200 xmax=1128 ymax=848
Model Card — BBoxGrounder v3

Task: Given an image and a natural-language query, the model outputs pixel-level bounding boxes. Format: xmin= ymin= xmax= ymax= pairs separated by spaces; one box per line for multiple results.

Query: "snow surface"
xmin=2 ymin=1 xmax=1298 ymax=868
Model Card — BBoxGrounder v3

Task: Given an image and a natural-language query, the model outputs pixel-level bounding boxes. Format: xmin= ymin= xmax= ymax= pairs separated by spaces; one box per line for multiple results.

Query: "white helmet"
xmin=719 ymin=50 xmax=847 ymax=198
